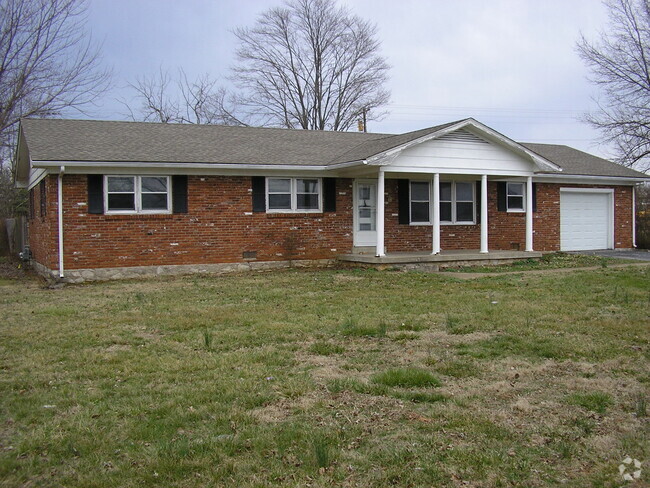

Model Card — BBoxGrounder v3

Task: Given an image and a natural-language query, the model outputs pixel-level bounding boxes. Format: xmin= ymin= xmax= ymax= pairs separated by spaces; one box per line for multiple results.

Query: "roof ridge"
xmin=20 ymin=117 xmax=394 ymax=137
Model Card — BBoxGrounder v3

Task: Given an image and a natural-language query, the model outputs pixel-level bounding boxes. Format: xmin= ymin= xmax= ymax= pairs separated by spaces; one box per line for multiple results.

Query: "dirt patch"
xmin=0 ymin=256 xmax=30 ymax=280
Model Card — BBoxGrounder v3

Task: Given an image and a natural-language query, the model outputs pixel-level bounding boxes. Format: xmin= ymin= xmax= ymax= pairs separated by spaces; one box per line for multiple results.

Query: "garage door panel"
xmin=560 ymin=191 xmax=611 ymax=251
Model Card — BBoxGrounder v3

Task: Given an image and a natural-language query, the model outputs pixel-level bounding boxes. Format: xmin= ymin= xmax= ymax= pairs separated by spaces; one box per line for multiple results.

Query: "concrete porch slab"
xmin=337 ymin=250 xmax=543 ymax=265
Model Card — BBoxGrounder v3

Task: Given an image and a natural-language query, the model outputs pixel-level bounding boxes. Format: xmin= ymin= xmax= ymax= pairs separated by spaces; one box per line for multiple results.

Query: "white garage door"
xmin=560 ymin=190 xmax=612 ymax=251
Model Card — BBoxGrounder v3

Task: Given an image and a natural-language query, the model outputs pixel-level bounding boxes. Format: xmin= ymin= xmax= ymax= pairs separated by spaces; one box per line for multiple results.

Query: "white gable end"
xmin=388 ymin=129 xmax=537 ymax=176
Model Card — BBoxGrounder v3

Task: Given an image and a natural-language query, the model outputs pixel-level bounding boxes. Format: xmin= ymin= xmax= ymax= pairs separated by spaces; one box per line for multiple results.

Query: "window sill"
xmin=408 ymin=222 xmax=477 ymax=226
xmin=99 ymin=213 xmax=175 ymax=220
xmin=266 ymin=212 xmax=324 ymax=218
xmin=506 ymin=209 xmax=526 ymax=213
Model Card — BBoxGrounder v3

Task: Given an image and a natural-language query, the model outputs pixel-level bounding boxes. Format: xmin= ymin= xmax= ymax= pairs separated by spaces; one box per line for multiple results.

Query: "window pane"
xmin=142 ymin=176 xmax=167 ymax=193
xmin=440 ymin=182 xmax=452 ymax=201
xmin=108 ymin=193 xmax=135 ymax=210
xmin=440 ymin=201 xmax=452 ymax=221
xmin=411 ymin=202 xmax=430 ymax=222
xmin=268 ymin=178 xmax=291 ymax=193
xmin=456 ymin=182 xmax=473 ymax=201
xmin=411 ymin=181 xmax=429 ymax=201
xmin=142 ymin=193 xmax=168 ymax=210
xmin=269 ymin=193 xmax=291 ymax=209
xmin=456 ymin=202 xmax=474 ymax=222
xmin=107 ymin=177 xmax=134 ymax=192
xmin=297 ymin=179 xmax=318 ymax=193
xmin=359 ymin=208 xmax=371 ymax=218
xmin=297 ymin=193 xmax=319 ymax=209
xmin=359 ymin=186 xmax=370 ymax=200
xmin=507 ymin=183 xmax=524 ymax=196
xmin=508 ymin=196 xmax=524 ymax=210
xmin=360 ymin=223 xmax=372 ymax=231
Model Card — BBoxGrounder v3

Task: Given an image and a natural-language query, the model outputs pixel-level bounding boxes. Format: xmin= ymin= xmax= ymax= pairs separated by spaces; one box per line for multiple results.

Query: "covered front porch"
xmin=333 ymin=121 xmax=562 ymax=260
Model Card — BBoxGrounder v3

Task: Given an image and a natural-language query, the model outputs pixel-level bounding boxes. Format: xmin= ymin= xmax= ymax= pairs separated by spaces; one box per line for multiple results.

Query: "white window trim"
xmin=506 ymin=181 xmax=526 ymax=213
xmin=440 ymin=181 xmax=476 ymax=225
xmin=104 ymin=175 xmax=172 ymax=215
xmin=409 ymin=180 xmax=432 ymax=225
xmin=265 ymin=177 xmax=322 ymax=213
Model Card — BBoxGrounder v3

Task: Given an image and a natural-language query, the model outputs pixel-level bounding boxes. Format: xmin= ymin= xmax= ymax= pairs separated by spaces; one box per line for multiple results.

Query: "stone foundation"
xmin=31 ymin=258 xmax=335 ymax=284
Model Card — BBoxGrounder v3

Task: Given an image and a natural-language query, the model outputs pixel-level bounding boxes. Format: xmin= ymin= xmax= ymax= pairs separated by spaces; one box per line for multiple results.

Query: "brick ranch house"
xmin=14 ymin=117 xmax=649 ymax=282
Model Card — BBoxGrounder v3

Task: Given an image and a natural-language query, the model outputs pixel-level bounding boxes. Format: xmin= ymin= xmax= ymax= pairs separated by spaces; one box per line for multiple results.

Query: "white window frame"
xmin=409 ymin=180 xmax=431 ymax=225
xmin=506 ymin=181 xmax=526 ymax=213
xmin=440 ymin=181 xmax=476 ymax=225
xmin=104 ymin=175 xmax=171 ymax=215
xmin=265 ymin=177 xmax=322 ymax=213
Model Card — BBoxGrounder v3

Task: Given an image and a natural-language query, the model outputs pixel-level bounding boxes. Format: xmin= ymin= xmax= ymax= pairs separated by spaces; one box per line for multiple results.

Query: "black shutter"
xmin=88 ymin=175 xmax=104 ymax=214
xmin=172 ymin=175 xmax=188 ymax=214
xmin=497 ymin=182 xmax=507 ymax=212
xmin=323 ymin=178 xmax=336 ymax=212
xmin=476 ymin=181 xmax=482 ymax=223
xmin=398 ymin=179 xmax=410 ymax=225
xmin=39 ymin=179 xmax=46 ymax=217
xmin=252 ymin=176 xmax=266 ymax=212
xmin=532 ymin=183 xmax=537 ymax=212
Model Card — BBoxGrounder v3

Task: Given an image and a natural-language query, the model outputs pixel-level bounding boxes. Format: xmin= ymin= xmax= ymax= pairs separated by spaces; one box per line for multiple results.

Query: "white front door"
xmin=354 ymin=180 xmax=378 ymax=246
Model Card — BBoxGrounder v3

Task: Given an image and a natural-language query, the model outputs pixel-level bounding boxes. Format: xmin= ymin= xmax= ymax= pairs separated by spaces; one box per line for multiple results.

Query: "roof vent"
xmin=438 ymin=129 xmax=489 ymax=145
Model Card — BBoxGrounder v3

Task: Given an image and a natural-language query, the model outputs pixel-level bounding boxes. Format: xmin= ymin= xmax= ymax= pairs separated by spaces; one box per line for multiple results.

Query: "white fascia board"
xmin=32 ymin=159 xmax=368 ymax=177
xmin=26 ymin=168 xmax=48 ymax=190
xmin=365 ymin=118 xmax=562 ymax=172
xmin=534 ymin=174 xmax=649 ymax=185
xmin=384 ymin=166 xmax=534 ymax=177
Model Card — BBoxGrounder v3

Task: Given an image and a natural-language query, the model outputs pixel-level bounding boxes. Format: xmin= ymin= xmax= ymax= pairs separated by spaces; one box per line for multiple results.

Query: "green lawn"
xmin=1 ymin=266 xmax=649 ymax=487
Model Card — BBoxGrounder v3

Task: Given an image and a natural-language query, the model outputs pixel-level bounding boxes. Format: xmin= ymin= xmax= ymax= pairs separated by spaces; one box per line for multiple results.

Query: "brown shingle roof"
xmin=19 ymin=118 xmax=648 ymax=178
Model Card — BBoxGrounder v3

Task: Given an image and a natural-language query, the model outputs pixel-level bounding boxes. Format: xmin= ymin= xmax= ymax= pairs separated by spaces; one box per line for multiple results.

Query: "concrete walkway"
xmin=437 ymin=261 xmax=650 ymax=280
xmin=569 ymin=249 xmax=650 ymax=261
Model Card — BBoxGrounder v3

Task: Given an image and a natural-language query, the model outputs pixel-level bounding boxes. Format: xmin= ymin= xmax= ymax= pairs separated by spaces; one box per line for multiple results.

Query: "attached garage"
xmin=560 ymin=189 xmax=613 ymax=251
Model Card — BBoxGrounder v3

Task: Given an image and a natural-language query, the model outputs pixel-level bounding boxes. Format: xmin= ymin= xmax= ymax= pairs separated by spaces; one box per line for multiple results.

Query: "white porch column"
xmin=480 ymin=174 xmax=488 ymax=254
xmin=525 ymin=176 xmax=534 ymax=252
xmin=376 ymin=167 xmax=386 ymax=257
xmin=432 ymin=173 xmax=441 ymax=254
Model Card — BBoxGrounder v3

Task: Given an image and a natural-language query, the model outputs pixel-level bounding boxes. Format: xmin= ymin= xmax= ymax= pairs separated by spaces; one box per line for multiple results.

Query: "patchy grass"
xmin=372 ymin=367 xmax=441 ymax=388
xmin=1 ymin=266 xmax=649 ymax=487
xmin=448 ymin=251 xmax=635 ymax=273
xmin=567 ymin=392 xmax=614 ymax=414
xmin=309 ymin=341 xmax=344 ymax=356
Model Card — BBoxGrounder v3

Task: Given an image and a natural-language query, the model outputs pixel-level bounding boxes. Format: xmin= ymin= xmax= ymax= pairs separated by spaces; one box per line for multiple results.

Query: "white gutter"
xmin=32 ymin=160 xmax=340 ymax=171
xmin=57 ymin=166 xmax=65 ymax=278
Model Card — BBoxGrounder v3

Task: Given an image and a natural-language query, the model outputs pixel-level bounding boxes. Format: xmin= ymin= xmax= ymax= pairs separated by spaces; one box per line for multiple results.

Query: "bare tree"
xmin=0 ymin=0 xmax=111 ymax=160
xmin=232 ymin=0 xmax=390 ymax=131
xmin=577 ymin=0 xmax=650 ymax=171
xmin=123 ymin=68 xmax=246 ymax=126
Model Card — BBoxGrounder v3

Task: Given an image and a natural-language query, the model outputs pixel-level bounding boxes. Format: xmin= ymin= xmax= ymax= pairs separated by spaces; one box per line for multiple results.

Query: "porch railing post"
xmin=432 ymin=173 xmax=441 ymax=254
xmin=480 ymin=174 xmax=488 ymax=253
xmin=376 ymin=168 xmax=386 ymax=257
xmin=525 ymin=176 xmax=534 ymax=251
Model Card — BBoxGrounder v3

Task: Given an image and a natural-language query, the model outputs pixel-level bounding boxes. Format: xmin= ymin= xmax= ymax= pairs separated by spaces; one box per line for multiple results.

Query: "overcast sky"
xmin=86 ymin=0 xmax=611 ymax=157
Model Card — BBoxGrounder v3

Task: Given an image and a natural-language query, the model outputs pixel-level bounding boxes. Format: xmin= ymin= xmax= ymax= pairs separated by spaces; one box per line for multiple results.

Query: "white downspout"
xmin=376 ymin=167 xmax=386 ymax=257
xmin=632 ymin=184 xmax=636 ymax=248
xmin=58 ymin=166 xmax=65 ymax=278
xmin=525 ymin=176 xmax=534 ymax=252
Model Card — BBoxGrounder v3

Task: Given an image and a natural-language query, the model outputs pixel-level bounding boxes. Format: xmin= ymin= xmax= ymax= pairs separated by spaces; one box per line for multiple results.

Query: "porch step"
xmin=338 ymin=250 xmax=543 ymax=266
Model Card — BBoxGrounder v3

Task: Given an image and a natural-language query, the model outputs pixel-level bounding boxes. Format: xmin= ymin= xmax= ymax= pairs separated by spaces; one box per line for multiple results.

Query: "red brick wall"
xmin=383 ymin=180 xmax=634 ymax=253
xmin=27 ymin=175 xmax=57 ymax=268
xmin=28 ymin=175 xmax=635 ymax=272
xmin=34 ymin=175 xmax=353 ymax=270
